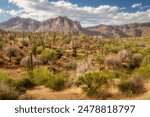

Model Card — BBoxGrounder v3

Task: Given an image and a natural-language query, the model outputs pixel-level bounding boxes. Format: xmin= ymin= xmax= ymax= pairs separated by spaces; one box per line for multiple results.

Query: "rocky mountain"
xmin=0 ymin=16 xmax=150 ymax=38
xmin=36 ymin=16 xmax=81 ymax=34
xmin=83 ymin=23 xmax=150 ymax=38
xmin=0 ymin=16 xmax=41 ymax=32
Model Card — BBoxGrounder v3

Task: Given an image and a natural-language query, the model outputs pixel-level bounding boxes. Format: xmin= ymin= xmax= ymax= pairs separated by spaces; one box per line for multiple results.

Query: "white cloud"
xmin=6 ymin=9 xmax=23 ymax=16
xmin=0 ymin=8 xmax=3 ymax=14
xmin=7 ymin=0 xmax=150 ymax=26
xmin=132 ymin=3 xmax=142 ymax=8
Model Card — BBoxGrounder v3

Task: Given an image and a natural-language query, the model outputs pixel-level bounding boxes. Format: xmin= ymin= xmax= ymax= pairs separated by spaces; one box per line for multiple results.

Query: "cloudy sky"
xmin=0 ymin=0 xmax=150 ymax=27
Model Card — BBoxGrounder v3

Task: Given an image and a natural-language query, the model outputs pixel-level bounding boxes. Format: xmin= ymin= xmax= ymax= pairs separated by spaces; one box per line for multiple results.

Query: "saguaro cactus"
xmin=9 ymin=51 xmax=12 ymax=62
xmin=29 ymin=53 xmax=33 ymax=70
xmin=32 ymin=45 xmax=37 ymax=56
xmin=72 ymin=38 xmax=77 ymax=58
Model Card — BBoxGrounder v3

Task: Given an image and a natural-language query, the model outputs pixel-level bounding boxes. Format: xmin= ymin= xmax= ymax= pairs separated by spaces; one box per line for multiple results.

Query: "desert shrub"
xmin=0 ymin=72 xmax=14 ymax=86
xmin=118 ymin=76 xmax=145 ymax=96
xmin=0 ymin=82 xmax=19 ymax=100
xmin=103 ymin=44 xmax=110 ymax=55
xmin=104 ymin=44 xmax=123 ymax=54
xmin=112 ymin=71 xmax=123 ymax=78
xmin=130 ymin=47 xmax=140 ymax=54
xmin=117 ymin=49 xmax=131 ymax=62
xmin=76 ymin=71 xmax=112 ymax=97
xmin=41 ymin=48 xmax=63 ymax=63
xmin=136 ymin=64 xmax=150 ymax=79
xmin=96 ymin=56 xmax=104 ymax=64
xmin=110 ymin=46 xmax=123 ymax=53
xmin=66 ymin=62 xmax=77 ymax=70
xmin=141 ymin=55 xmax=150 ymax=66
xmin=136 ymin=42 xmax=145 ymax=47
xmin=80 ymin=34 xmax=87 ymax=41
xmin=129 ymin=53 xmax=143 ymax=69
xmin=1 ymin=45 xmax=24 ymax=58
xmin=105 ymin=54 xmax=122 ymax=69
xmin=46 ymin=73 xmax=66 ymax=91
xmin=32 ymin=67 xmax=53 ymax=85
xmin=36 ymin=46 xmax=44 ymax=54
xmin=138 ymin=48 xmax=150 ymax=56
xmin=76 ymin=61 xmax=94 ymax=74
xmin=21 ymin=39 xmax=29 ymax=46
xmin=15 ymin=77 xmax=35 ymax=92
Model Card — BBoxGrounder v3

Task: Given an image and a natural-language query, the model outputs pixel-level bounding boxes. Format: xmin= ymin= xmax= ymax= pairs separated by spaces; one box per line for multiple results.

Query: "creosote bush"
xmin=36 ymin=46 xmax=44 ymax=54
xmin=76 ymin=71 xmax=112 ymax=98
xmin=46 ymin=73 xmax=66 ymax=91
xmin=66 ymin=61 xmax=77 ymax=70
xmin=41 ymin=48 xmax=63 ymax=63
xmin=136 ymin=64 xmax=150 ymax=79
xmin=0 ymin=72 xmax=15 ymax=86
xmin=141 ymin=55 xmax=150 ymax=66
xmin=118 ymin=76 xmax=145 ymax=96
xmin=0 ymin=72 xmax=19 ymax=99
xmin=32 ymin=67 xmax=53 ymax=85
xmin=96 ymin=56 xmax=104 ymax=64
xmin=15 ymin=77 xmax=35 ymax=92
xmin=129 ymin=53 xmax=143 ymax=69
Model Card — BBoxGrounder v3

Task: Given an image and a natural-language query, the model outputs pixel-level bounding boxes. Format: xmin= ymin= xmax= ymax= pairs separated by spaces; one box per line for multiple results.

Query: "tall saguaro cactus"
xmin=9 ymin=51 xmax=12 ymax=63
xmin=72 ymin=38 xmax=77 ymax=58
xmin=29 ymin=53 xmax=33 ymax=70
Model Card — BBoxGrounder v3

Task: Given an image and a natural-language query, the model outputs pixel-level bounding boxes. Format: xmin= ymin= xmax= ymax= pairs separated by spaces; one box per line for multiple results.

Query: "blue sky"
xmin=0 ymin=0 xmax=150 ymax=26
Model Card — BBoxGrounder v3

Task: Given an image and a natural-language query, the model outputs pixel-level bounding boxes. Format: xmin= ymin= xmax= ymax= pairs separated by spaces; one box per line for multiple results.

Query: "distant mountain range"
xmin=0 ymin=16 xmax=150 ymax=38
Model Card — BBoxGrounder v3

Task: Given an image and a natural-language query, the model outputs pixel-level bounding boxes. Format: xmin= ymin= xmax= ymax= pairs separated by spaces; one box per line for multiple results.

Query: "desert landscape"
xmin=0 ymin=16 xmax=150 ymax=100
xmin=0 ymin=0 xmax=150 ymax=100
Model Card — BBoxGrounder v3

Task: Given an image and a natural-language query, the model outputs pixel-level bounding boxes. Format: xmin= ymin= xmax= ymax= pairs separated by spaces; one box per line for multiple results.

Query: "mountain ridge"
xmin=0 ymin=16 xmax=150 ymax=38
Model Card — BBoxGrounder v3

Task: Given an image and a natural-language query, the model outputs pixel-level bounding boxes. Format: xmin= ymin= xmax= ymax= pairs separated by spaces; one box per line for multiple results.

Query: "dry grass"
xmin=0 ymin=67 xmax=25 ymax=80
xmin=26 ymin=86 xmax=89 ymax=100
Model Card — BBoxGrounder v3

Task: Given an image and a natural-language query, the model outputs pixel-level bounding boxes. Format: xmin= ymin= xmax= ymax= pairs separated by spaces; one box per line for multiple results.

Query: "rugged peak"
xmin=37 ymin=16 xmax=81 ymax=34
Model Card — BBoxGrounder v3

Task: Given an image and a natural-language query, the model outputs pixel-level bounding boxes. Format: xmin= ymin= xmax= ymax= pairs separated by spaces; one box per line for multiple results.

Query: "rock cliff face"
xmin=36 ymin=16 xmax=81 ymax=34
xmin=0 ymin=16 xmax=150 ymax=38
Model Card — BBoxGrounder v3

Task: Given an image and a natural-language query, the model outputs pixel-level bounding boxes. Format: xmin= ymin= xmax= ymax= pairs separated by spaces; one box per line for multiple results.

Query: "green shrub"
xmin=46 ymin=73 xmax=66 ymax=91
xmin=141 ymin=55 xmax=150 ymax=66
xmin=136 ymin=64 xmax=150 ymax=79
xmin=36 ymin=46 xmax=44 ymax=54
xmin=129 ymin=53 xmax=143 ymax=69
xmin=118 ymin=76 xmax=145 ymax=96
xmin=138 ymin=48 xmax=150 ymax=56
xmin=110 ymin=46 xmax=123 ymax=53
xmin=66 ymin=62 xmax=77 ymax=70
xmin=130 ymin=47 xmax=139 ymax=54
xmin=15 ymin=77 xmax=35 ymax=92
xmin=96 ymin=56 xmax=104 ymax=64
xmin=0 ymin=82 xmax=19 ymax=100
xmin=112 ymin=71 xmax=123 ymax=78
xmin=32 ymin=67 xmax=53 ymax=85
xmin=0 ymin=72 xmax=14 ymax=86
xmin=41 ymin=48 xmax=63 ymax=63
xmin=76 ymin=71 xmax=112 ymax=97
